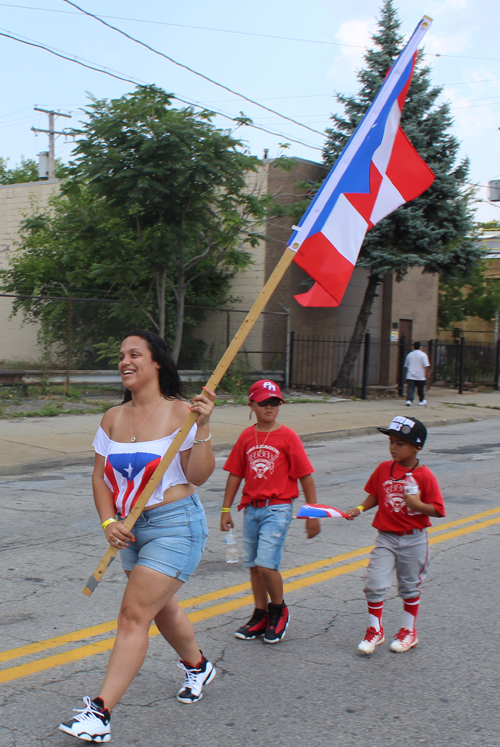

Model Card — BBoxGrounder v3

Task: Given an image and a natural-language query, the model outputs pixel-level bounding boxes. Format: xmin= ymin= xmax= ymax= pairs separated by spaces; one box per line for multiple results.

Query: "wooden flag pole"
xmin=83 ymin=247 xmax=296 ymax=595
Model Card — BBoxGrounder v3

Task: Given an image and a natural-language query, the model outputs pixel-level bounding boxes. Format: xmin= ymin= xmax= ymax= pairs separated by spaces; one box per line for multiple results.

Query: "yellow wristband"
xmin=356 ymin=505 xmax=365 ymax=513
xmin=221 ymin=507 xmax=231 ymax=513
xmin=101 ymin=518 xmax=117 ymax=530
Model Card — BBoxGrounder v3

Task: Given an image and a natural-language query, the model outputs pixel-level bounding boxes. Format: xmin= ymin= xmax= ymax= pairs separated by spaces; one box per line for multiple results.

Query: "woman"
xmin=60 ymin=331 xmax=216 ymax=743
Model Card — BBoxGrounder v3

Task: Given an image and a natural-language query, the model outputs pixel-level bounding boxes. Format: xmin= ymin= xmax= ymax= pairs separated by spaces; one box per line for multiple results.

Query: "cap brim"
xmin=377 ymin=427 xmax=392 ymax=435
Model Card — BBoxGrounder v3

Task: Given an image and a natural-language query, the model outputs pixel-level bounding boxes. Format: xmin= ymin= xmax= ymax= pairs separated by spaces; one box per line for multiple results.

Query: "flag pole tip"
xmin=422 ymin=15 xmax=433 ymax=24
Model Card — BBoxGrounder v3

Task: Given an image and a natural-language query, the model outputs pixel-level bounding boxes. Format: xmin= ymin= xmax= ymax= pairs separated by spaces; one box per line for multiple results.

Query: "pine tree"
xmin=324 ymin=0 xmax=480 ymax=389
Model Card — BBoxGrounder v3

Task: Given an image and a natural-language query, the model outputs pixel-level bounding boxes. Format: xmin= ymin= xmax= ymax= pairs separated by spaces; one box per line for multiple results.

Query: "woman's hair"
xmin=120 ymin=330 xmax=187 ymax=403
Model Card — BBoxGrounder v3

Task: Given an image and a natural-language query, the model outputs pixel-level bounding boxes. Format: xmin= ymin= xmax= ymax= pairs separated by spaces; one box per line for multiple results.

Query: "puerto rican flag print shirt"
xmin=93 ymin=424 xmax=197 ymax=517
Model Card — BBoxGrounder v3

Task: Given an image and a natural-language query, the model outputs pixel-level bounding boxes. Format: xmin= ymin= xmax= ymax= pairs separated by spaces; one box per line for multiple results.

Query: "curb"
xmin=0 ymin=414 xmax=483 ymax=478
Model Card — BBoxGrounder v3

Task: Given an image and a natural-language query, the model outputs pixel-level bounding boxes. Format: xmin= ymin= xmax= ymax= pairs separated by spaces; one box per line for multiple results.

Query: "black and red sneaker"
xmin=234 ymin=607 xmax=268 ymax=640
xmin=263 ymin=601 xmax=289 ymax=644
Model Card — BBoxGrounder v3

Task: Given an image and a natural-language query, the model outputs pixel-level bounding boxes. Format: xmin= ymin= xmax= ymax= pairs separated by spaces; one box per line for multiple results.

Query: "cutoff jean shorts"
xmin=242 ymin=502 xmax=294 ymax=570
xmin=117 ymin=493 xmax=208 ymax=583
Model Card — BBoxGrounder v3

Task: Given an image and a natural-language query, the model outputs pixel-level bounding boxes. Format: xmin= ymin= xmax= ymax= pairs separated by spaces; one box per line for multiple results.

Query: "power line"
xmin=0 ymin=29 xmax=323 ymax=151
xmin=62 ymin=0 xmax=325 ymax=137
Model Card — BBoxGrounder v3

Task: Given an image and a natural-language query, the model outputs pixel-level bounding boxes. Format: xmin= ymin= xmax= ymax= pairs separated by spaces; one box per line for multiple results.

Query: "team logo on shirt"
xmin=382 ymin=478 xmax=422 ymax=515
xmin=247 ymin=444 xmax=279 ymax=479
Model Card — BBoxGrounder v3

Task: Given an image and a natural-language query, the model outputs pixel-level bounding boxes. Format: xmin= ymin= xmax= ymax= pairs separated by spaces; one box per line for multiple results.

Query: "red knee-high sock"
xmin=402 ymin=596 xmax=420 ymax=630
xmin=367 ymin=601 xmax=384 ymax=632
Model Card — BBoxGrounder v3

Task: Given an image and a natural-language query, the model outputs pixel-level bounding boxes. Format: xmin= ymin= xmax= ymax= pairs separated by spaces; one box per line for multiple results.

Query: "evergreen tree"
xmin=323 ymin=0 xmax=480 ymax=389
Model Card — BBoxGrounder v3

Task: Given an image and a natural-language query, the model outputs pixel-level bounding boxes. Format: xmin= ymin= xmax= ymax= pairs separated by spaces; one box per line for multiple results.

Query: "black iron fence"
xmin=289 ymin=332 xmax=500 ymax=395
xmin=289 ymin=331 xmax=394 ymax=394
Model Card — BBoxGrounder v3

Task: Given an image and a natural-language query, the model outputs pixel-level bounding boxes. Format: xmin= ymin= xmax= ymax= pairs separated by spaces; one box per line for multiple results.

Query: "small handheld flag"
xmin=288 ymin=16 xmax=434 ymax=307
xmin=296 ymin=503 xmax=350 ymax=519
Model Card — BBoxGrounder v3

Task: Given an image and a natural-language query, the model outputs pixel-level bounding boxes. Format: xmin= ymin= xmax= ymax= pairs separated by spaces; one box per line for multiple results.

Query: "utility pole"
xmin=32 ymin=107 xmax=71 ymax=179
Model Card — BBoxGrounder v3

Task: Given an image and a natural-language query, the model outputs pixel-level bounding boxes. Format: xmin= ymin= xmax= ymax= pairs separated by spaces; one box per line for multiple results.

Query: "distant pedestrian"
xmin=404 ymin=341 xmax=431 ymax=406
xmin=220 ymin=380 xmax=320 ymax=644
xmin=346 ymin=416 xmax=445 ymax=655
xmin=59 ymin=331 xmax=217 ymax=744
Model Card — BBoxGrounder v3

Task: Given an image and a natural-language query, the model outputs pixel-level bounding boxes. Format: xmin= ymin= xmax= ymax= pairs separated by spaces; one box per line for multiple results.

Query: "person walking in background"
xmin=59 ymin=331 xmax=217 ymax=744
xmin=220 ymin=380 xmax=320 ymax=644
xmin=404 ymin=341 xmax=431 ymax=407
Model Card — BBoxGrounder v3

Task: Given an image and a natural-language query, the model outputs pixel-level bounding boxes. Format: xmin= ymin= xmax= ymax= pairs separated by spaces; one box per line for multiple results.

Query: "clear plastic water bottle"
xmin=404 ymin=473 xmax=419 ymax=496
xmin=225 ymin=528 xmax=238 ymax=563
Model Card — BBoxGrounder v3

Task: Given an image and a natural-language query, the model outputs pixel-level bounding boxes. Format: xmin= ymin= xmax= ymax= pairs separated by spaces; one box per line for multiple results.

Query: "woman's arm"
xmin=92 ymin=453 xmax=135 ymax=546
xmin=182 ymin=387 xmax=216 ymax=485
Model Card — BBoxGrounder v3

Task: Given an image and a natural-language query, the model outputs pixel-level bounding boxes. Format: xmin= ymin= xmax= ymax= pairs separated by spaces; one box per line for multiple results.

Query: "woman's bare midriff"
xmin=143 ymin=481 xmax=196 ymax=510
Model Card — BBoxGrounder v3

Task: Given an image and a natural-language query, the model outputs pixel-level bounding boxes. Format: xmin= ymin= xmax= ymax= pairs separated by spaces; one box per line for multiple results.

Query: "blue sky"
xmin=1 ymin=0 xmax=499 ymax=221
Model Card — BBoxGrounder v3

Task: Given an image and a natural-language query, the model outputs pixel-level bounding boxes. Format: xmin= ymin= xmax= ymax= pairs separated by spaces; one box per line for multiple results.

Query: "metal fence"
xmin=431 ymin=338 xmax=500 ymax=389
xmin=289 ymin=332 xmax=391 ymax=392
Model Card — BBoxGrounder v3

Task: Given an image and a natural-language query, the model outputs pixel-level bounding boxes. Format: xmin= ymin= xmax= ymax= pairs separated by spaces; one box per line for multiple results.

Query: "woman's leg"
xmin=99 ymin=565 xmax=183 ymax=710
xmin=154 ymin=592 xmax=202 ymax=665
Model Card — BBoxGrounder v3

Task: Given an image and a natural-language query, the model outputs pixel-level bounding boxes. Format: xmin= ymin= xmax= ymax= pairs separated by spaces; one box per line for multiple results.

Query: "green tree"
xmin=322 ymin=0 xmax=480 ymax=389
xmin=438 ymin=265 xmax=500 ymax=335
xmin=1 ymin=86 xmax=271 ymax=364
xmin=0 ymin=156 xmax=39 ymax=183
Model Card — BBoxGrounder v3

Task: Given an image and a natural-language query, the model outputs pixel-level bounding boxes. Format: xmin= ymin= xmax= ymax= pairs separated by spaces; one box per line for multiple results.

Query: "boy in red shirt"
xmin=347 ymin=416 xmax=445 ymax=654
xmin=221 ymin=380 xmax=320 ymax=643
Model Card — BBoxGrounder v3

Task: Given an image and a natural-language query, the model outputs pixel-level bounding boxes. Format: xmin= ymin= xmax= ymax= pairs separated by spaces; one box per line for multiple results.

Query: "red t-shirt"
xmin=364 ymin=460 xmax=446 ymax=533
xmin=223 ymin=424 xmax=314 ymax=509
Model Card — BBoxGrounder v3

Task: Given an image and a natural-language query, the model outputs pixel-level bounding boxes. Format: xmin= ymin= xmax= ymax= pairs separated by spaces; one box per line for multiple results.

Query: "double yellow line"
xmin=2 ymin=506 xmax=500 ymax=685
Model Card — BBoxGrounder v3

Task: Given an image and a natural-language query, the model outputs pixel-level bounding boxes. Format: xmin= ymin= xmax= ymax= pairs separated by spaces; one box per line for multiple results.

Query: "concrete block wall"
xmin=0 ymin=180 xmax=60 ymax=364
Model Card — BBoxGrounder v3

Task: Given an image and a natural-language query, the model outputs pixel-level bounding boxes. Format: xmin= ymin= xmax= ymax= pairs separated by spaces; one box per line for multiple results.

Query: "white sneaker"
xmin=59 ymin=697 xmax=111 ymax=742
xmin=177 ymin=653 xmax=216 ymax=703
xmin=405 ymin=400 xmax=412 ymax=406
xmin=418 ymin=400 xmax=427 ymax=406
xmin=390 ymin=627 xmax=419 ymax=652
xmin=357 ymin=626 xmax=385 ymax=655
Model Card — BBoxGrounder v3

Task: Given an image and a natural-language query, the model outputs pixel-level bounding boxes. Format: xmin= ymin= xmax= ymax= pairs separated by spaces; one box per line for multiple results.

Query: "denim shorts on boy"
xmin=242 ymin=503 xmax=293 ymax=570
xmin=118 ymin=493 xmax=208 ymax=582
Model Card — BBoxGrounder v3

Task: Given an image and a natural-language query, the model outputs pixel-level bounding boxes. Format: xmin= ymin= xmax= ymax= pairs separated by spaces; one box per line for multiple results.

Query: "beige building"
xmin=0 ymin=161 xmax=439 ymax=386
xmin=198 ymin=158 xmax=439 ymax=387
xmin=437 ymin=227 xmax=500 ymax=343
xmin=0 ymin=179 xmax=60 ymax=365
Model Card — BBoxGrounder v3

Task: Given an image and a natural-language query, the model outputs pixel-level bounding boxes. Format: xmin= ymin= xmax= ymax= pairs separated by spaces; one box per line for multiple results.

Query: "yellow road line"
xmin=1 ymin=513 xmax=499 ymax=685
xmin=1 ymin=505 xmax=499 ymax=667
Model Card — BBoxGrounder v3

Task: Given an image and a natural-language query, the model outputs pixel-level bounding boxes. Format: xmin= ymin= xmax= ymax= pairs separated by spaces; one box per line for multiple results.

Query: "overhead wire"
xmin=0 ymin=29 xmax=323 ymax=151
xmin=61 ymin=0 xmax=325 ymax=137
xmin=2 ymin=3 xmax=500 ymax=63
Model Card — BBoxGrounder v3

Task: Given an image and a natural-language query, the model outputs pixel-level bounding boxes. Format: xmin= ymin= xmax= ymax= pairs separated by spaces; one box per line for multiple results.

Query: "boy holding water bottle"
xmin=347 ymin=416 xmax=445 ymax=654
xmin=220 ymin=380 xmax=319 ymax=644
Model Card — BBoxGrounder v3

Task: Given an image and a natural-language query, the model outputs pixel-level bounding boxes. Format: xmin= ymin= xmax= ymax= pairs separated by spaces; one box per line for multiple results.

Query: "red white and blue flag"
xmin=296 ymin=503 xmax=349 ymax=519
xmin=289 ymin=16 xmax=434 ymax=307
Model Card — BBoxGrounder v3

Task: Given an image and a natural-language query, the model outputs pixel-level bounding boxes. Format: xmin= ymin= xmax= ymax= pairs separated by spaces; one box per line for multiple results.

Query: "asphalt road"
xmin=1 ymin=420 xmax=499 ymax=747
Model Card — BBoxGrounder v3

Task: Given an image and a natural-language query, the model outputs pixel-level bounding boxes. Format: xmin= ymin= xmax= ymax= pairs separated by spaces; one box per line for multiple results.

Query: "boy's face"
xmin=388 ymin=433 xmax=421 ymax=465
xmin=249 ymin=397 xmax=281 ymax=425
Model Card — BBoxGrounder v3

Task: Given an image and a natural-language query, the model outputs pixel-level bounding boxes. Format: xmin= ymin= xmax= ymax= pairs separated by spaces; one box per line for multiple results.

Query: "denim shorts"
xmin=118 ymin=493 xmax=208 ymax=582
xmin=242 ymin=503 xmax=294 ymax=570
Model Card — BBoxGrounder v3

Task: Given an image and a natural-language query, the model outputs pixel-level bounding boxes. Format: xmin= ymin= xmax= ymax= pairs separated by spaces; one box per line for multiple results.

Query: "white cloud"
xmin=326 ymin=17 xmax=376 ymax=84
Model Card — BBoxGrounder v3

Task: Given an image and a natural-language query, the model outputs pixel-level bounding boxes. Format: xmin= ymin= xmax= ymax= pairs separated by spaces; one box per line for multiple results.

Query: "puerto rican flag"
xmin=105 ymin=452 xmax=161 ymax=517
xmin=296 ymin=503 xmax=350 ymax=519
xmin=289 ymin=16 xmax=434 ymax=307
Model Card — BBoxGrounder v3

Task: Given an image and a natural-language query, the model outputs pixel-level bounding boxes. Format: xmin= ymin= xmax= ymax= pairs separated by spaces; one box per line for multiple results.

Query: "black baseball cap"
xmin=377 ymin=416 xmax=427 ymax=448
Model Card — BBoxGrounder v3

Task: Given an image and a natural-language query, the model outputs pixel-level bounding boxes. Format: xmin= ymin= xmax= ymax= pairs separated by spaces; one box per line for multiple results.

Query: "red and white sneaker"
xmin=263 ymin=602 xmax=289 ymax=643
xmin=390 ymin=627 xmax=419 ymax=653
xmin=357 ymin=626 xmax=385 ymax=655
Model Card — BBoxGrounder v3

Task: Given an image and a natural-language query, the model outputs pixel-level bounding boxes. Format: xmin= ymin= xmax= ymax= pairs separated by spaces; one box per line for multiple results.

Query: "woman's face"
xmin=118 ymin=336 xmax=160 ymax=390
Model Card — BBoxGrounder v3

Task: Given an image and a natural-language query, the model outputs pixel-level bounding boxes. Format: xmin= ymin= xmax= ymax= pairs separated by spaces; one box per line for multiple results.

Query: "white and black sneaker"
xmin=176 ymin=653 xmax=216 ymax=704
xmin=59 ymin=696 xmax=111 ymax=742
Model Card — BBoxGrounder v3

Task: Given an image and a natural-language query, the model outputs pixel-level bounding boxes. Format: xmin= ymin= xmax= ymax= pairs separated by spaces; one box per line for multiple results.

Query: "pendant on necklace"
xmin=130 ymin=437 xmax=136 ymax=442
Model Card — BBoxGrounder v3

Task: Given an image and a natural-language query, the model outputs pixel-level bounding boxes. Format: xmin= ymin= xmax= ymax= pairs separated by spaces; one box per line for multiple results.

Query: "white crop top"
xmin=93 ymin=424 xmax=197 ymax=516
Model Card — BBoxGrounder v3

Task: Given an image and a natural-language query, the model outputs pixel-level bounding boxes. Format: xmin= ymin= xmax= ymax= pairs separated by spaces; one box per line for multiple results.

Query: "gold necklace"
xmin=254 ymin=422 xmax=276 ymax=456
xmin=129 ymin=397 xmax=163 ymax=442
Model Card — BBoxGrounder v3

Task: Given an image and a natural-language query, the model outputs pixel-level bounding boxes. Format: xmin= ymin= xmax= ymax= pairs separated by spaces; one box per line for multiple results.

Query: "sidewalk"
xmin=1 ymin=387 xmax=500 ymax=476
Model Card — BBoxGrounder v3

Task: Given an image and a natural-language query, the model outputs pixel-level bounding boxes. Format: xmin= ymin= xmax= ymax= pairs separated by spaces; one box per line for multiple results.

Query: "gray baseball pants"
xmin=364 ymin=529 xmax=430 ymax=602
